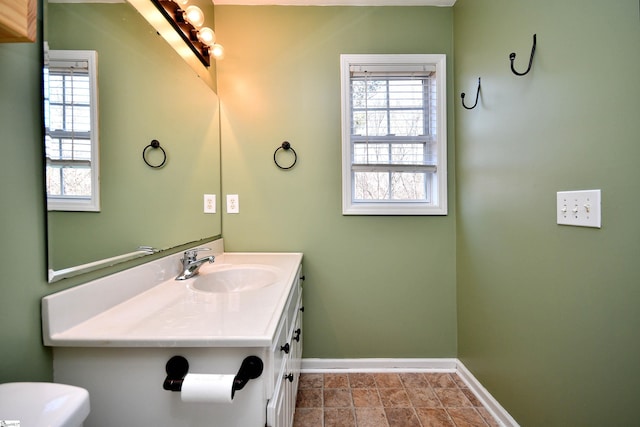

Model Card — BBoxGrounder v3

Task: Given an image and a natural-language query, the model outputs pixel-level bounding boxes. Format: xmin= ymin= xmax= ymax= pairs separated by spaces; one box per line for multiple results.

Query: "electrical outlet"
xmin=204 ymin=194 xmax=216 ymax=214
xmin=557 ymin=189 xmax=601 ymax=228
xmin=227 ymin=194 xmax=239 ymax=214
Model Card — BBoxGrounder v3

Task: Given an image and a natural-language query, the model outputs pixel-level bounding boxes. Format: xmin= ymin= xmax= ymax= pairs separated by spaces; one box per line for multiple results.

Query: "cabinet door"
xmin=287 ymin=305 xmax=303 ymax=425
xmin=290 ymin=300 xmax=303 ymax=387
xmin=268 ymin=315 xmax=287 ymax=395
xmin=267 ymin=358 xmax=288 ymax=427
xmin=267 ymin=265 xmax=303 ymax=427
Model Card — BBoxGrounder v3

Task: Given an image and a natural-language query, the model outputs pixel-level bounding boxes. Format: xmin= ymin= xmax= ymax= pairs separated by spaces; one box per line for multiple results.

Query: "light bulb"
xmin=184 ymin=5 xmax=205 ymax=28
xmin=173 ymin=0 xmax=189 ymax=6
xmin=198 ymin=27 xmax=215 ymax=46
xmin=211 ymin=43 xmax=225 ymax=60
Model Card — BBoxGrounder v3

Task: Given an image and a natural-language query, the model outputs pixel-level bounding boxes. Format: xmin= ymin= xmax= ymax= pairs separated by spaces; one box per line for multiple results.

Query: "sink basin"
xmin=189 ymin=264 xmax=281 ymax=293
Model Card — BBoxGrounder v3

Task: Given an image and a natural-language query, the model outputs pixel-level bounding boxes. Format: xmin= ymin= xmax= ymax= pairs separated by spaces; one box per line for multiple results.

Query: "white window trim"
xmin=45 ymin=49 xmax=100 ymax=212
xmin=340 ymin=53 xmax=447 ymax=216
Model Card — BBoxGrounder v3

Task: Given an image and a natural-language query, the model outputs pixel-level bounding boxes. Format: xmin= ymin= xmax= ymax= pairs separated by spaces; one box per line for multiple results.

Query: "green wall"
xmin=454 ymin=0 xmax=640 ymax=425
xmin=215 ymin=6 xmax=458 ymax=358
xmin=46 ymin=3 xmax=221 ymax=270
xmin=0 ymin=18 xmax=53 ymax=381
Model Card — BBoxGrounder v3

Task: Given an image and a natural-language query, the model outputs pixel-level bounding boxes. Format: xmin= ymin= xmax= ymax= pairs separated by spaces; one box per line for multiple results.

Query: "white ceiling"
xmin=52 ymin=0 xmax=455 ymax=5
xmin=214 ymin=0 xmax=455 ymax=6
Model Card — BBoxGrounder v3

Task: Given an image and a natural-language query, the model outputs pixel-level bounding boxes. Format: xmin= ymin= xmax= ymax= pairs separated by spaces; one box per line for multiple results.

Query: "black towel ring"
xmin=142 ymin=139 xmax=167 ymax=168
xmin=273 ymin=141 xmax=297 ymax=170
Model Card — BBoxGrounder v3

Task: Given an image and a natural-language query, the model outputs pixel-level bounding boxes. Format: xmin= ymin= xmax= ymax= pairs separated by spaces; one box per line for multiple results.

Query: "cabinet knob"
xmin=300 ymin=275 xmax=306 ymax=281
xmin=284 ymin=373 xmax=294 ymax=382
xmin=299 ymin=306 xmax=305 ymax=313
xmin=293 ymin=328 xmax=301 ymax=342
xmin=280 ymin=343 xmax=290 ymax=354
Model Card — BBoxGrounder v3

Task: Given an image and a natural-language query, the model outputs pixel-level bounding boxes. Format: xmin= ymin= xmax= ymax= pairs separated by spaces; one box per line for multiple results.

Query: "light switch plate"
xmin=557 ymin=189 xmax=601 ymax=228
xmin=203 ymin=194 xmax=216 ymax=214
xmin=226 ymin=194 xmax=239 ymax=214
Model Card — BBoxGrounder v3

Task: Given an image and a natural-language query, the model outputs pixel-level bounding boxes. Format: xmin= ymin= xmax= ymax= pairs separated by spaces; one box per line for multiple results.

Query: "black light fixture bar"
xmin=150 ymin=0 xmax=211 ymax=67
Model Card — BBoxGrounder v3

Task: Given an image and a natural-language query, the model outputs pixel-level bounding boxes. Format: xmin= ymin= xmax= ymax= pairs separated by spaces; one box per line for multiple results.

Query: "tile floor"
xmin=293 ymin=372 xmax=500 ymax=427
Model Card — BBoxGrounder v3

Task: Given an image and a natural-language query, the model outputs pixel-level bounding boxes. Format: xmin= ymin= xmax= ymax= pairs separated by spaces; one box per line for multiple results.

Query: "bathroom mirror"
xmin=45 ymin=0 xmax=221 ymax=282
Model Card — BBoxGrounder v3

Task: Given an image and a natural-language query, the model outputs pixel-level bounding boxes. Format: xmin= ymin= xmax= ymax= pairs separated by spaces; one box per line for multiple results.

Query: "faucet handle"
xmin=183 ymin=247 xmax=211 ymax=261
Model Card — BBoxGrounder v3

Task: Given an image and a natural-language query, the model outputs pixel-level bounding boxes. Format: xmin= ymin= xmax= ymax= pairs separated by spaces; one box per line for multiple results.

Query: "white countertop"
xmin=43 ymin=249 xmax=303 ymax=348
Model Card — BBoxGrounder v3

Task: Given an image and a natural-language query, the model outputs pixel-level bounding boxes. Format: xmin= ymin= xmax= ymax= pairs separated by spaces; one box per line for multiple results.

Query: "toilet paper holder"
xmin=163 ymin=355 xmax=264 ymax=398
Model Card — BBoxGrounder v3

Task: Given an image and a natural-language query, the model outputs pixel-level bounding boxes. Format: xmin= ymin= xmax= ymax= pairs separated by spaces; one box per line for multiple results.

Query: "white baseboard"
xmin=301 ymin=358 xmax=457 ymax=372
xmin=455 ymin=360 xmax=519 ymax=427
xmin=300 ymin=358 xmax=518 ymax=427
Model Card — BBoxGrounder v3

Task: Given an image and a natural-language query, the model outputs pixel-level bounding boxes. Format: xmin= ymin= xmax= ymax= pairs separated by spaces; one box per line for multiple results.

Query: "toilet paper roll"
xmin=180 ymin=373 xmax=235 ymax=403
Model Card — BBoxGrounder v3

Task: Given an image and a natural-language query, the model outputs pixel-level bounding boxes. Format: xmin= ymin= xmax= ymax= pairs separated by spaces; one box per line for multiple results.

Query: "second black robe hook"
xmin=509 ymin=34 xmax=536 ymax=76
xmin=461 ymin=78 xmax=481 ymax=110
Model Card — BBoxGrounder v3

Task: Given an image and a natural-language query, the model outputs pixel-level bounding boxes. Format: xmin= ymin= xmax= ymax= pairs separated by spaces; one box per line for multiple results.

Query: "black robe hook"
xmin=460 ymin=78 xmax=481 ymax=110
xmin=509 ymin=34 xmax=537 ymax=76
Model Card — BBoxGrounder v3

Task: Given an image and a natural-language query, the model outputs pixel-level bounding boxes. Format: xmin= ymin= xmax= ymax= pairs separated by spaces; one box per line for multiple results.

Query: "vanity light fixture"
xmin=210 ymin=42 xmax=225 ymax=60
xmin=198 ymin=27 xmax=215 ymax=45
xmin=150 ymin=0 xmax=224 ymax=67
xmin=184 ymin=5 xmax=205 ymax=28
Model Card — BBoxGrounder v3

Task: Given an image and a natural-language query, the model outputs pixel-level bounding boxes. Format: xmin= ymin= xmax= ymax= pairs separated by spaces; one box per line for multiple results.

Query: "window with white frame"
xmin=340 ymin=54 xmax=447 ymax=215
xmin=44 ymin=49 xmax=100 ymax=212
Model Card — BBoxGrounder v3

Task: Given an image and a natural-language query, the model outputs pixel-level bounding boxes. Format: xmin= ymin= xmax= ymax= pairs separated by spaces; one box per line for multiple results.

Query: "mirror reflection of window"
xmin=44 ymin=48 xmax=100 ymax=212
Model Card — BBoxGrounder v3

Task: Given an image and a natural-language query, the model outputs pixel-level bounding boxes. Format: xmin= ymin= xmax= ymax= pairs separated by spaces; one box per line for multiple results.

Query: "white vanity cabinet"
xmin=267 ymin=265 xmax=303 ymax=427
xmin=42 ymin=247 xmax=304 ymax=427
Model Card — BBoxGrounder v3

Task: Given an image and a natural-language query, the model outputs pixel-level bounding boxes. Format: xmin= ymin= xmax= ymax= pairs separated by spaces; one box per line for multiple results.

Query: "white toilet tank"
xmin=0 ymin=382 xmax=89 ymax=427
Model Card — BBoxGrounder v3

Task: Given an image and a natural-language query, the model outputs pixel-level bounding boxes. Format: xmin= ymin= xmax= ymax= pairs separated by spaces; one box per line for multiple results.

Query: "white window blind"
xmin=341 ymin=54 xmax=447 ymax=215
xmin=44 ymin=50 xmax=100 ymax=212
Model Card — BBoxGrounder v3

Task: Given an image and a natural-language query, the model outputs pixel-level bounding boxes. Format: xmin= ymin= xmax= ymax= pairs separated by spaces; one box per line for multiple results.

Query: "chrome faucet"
xmin=175 ymin=248 xmax=215 ymax=280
